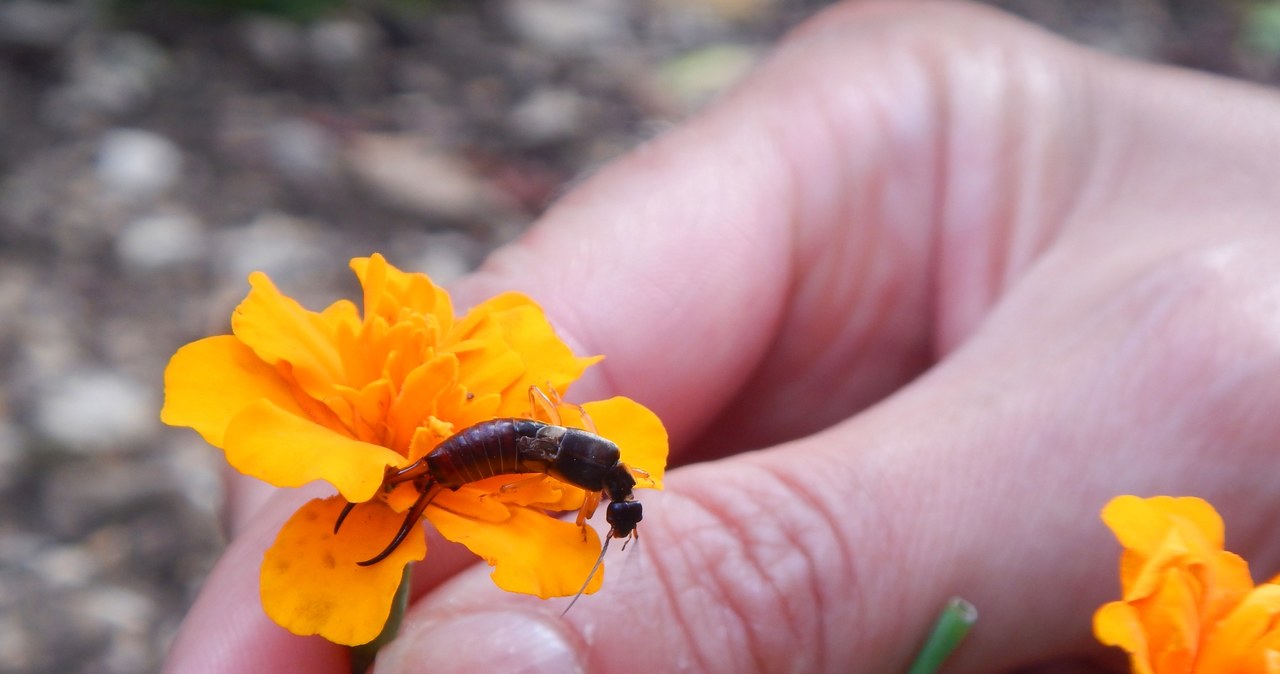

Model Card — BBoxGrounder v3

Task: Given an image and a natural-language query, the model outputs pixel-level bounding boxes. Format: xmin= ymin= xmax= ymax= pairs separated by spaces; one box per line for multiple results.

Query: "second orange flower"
xmin=1095 ymin=495 xmax=1280 ymax=673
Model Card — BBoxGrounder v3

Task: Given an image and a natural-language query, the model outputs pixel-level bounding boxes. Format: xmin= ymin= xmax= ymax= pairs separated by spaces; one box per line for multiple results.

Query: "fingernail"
xmin=374 ymin=611 xmax=583 ymax=674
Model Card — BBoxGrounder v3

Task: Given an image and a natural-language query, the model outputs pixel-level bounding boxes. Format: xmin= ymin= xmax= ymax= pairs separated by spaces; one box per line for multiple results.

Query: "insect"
xmin=335 ymin=387 xmax=648 ymax=590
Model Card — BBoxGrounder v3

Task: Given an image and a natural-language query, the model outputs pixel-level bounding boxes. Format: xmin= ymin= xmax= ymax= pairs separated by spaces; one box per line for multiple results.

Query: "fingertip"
xmin=374 ymin=611 xmax=585 ymax=674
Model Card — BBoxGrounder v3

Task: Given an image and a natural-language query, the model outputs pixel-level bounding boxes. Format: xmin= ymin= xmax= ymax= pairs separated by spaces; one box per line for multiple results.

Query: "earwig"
xmin=337 ymin=389 xmax=647 ymax=576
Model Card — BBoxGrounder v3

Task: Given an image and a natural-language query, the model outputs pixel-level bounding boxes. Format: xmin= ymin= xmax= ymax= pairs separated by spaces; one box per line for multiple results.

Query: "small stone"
xmin=43 ymin=33 xmax=169 ymax=126
xmin=95 ymin=129 xmax=182 ymax=199
xmin=213 ymin=211 xmax=334 ymax=291
xmin=0 ymin=614 xmax=33 ymax=670
xmin=115 ymin=211 xmax=206 ymax=272
xmin=0 ymin=1 xmax=85 ymax=52
xmin=12 ymin=286 xmax=84 ymax=387
xmin=307 ymin=18 xmax=376 ymax=68
xmin=266 ymin=118 xmax=341 ymax=183
xmin=239 ymin=16 xmax=303 ymax=72
xmin=100 ymin=629 xmax=150 ymax=674
xmin=403 ymin=233 xmax=479 ymax=286
xmin=0 ymin=530 xmax=46 ymax=567
xmin=158 ymin=437 xmax=224 ymax=517
xmin=34 ymin=370 xmax=155 ymax=454
xmin=79 ymin=585 xmax=153 ymax=634
xmin=504 ymin=0 xmax=630 ymax=54
xmin=346 ymin=133 xmax=513 ymax=220
xmin=509 ymin=88 xmax=585 ymax=145
xmin=41 ymin=459 xmax=180 ymax=537
xmin=30 ymin=544 xmax=98 ymax=589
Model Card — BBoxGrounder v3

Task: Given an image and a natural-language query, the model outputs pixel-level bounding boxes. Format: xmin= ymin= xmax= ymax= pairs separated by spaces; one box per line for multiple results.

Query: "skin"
xmin=164 ymin=2 xmax=1280 ymax=672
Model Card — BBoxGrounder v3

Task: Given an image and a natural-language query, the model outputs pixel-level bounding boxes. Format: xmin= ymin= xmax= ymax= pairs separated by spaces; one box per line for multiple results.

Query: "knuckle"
xmin=1098 ymin=241 xmax=1280 ymax=446
xmin=1120 ymin=242 xmax=1280 ymax=364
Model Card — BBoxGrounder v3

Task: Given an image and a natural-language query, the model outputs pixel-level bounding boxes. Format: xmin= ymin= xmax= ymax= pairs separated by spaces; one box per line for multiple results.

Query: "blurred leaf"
xmin=1243 ymin=1 xmax=1280 ymax=56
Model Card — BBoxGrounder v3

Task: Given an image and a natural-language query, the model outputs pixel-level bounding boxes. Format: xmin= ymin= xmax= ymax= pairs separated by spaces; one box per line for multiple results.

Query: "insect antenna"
xmin=561 ymin=535 xmax=612 ymax=617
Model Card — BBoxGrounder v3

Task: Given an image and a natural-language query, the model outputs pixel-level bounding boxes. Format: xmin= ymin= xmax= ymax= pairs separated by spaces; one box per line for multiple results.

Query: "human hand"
xmin=165 ymin=2 xmax=1280 ymax=672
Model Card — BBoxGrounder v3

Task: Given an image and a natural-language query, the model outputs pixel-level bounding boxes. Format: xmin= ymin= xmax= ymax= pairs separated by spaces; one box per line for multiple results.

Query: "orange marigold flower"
xmin=1095 ymin=495 xmax=1280 ymax=673
xmin=162 ymin=254 xmax=668 ymax=646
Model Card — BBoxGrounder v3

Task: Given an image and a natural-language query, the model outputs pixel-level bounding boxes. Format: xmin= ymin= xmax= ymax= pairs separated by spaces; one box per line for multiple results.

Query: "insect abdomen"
xmin=425 ymin=418 xmax=548 ymax=488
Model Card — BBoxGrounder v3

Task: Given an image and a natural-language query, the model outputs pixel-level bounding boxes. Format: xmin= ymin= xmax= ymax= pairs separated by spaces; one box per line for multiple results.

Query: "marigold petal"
xmin=1123 ymin=532 xmax=1201 ymax=603
xmin=428 ymin=506 xmax=605 ymax=599
xmin=161 ymin=335 xmax=305 ymax=446
xmin=1095 ymin=601 xmax=1156 ymax=674
xmin=449 ymin=291 xmax=526 ymax=339
xmin=475 ymin=474 xmax=577 ymax=508
xmin=224 ymin=399 xmax=405 ymax=502
xmin=459 ymin=346 xmax=525 ymax=400
xmin=431 ymin=486 xmax=512 ymax=522
xmin=232 ymin=272 xmax=346 ymax=398
xmin=581 ymin=397 xmax=668 ymax=489
xmin=434 ymin=390 xmax=503 ymax=435
xmin=261 ymin=496 xmax=426 ymax=646
xmin=1104 ymin=495 xmax=1229 ymax=601
xmin=1104 ymin=496 xmax=1224 ymax=558
xmin=1199 ymin=584 xmax=1280 ymax=671
xmin=1198 ymin=550 xmax=1256 ymax=629
xmin=387 ymin=354 xmax=460 ymax=454
xmin=488 ymin=301 xmax=601 ymax=416
xmin=450 ymin=293 xmax=600 ymax=418
xmin=351 ymin=254 xmax=453 ymax=334
xmin=1138 ymin=568 xmax=1200 ymax=674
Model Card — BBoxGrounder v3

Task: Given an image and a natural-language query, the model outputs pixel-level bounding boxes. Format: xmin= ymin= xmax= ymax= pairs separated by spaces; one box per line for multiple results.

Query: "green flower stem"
xmin=350 ymin=563 xmax=413 ymax=674
xmin=906 ymin=598 xmax=978 ymax=674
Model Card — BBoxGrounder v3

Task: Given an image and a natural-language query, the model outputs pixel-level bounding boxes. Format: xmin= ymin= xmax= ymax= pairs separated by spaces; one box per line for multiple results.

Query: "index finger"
xmin=454 ymin=3 xmax=949 ymax=456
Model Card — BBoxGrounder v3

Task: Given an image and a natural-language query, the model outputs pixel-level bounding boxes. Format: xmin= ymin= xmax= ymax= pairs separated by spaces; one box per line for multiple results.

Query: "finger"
xmin=450 ymin=0 xmax=1109 ymax=460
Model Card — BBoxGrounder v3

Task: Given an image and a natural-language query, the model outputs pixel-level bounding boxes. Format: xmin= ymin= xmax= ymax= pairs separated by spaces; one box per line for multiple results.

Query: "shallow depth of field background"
xmin=0 ymin=0 xmax=1276 ymax=671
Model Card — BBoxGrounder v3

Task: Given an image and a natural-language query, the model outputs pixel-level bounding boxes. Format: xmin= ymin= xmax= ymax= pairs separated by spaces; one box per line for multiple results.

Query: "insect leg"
xmin=528 ymin=385 xmax=562 ymax=425
xmin=629 ymin=466 xmax=655 ymax=487
xmin=576 ymin=491 xmax=601 ymax=540
xmin=577 ymin=405 xmax=598 ymax=434
xmin=497 ymin=473 xmax=549 ymax=494
xmin=552 ymin=388 xmax=596 ymax=434
xmin=541 ymin=383 xmax=598 ymax=434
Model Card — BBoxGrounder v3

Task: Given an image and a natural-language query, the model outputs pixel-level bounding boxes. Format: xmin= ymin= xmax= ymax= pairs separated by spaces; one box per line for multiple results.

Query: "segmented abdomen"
xmin=425 ymin=418 xmax=544 ymax=488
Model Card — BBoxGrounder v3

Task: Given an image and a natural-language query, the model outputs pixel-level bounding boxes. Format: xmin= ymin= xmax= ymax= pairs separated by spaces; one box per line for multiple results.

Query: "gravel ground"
xmin=0 ymin=1 xmax=1272 ymax=672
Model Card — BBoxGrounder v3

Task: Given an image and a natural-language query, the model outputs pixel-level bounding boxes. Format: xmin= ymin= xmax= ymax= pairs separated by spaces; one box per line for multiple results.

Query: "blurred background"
xmin=0 ymin=0 xmax=1277 ymax=671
